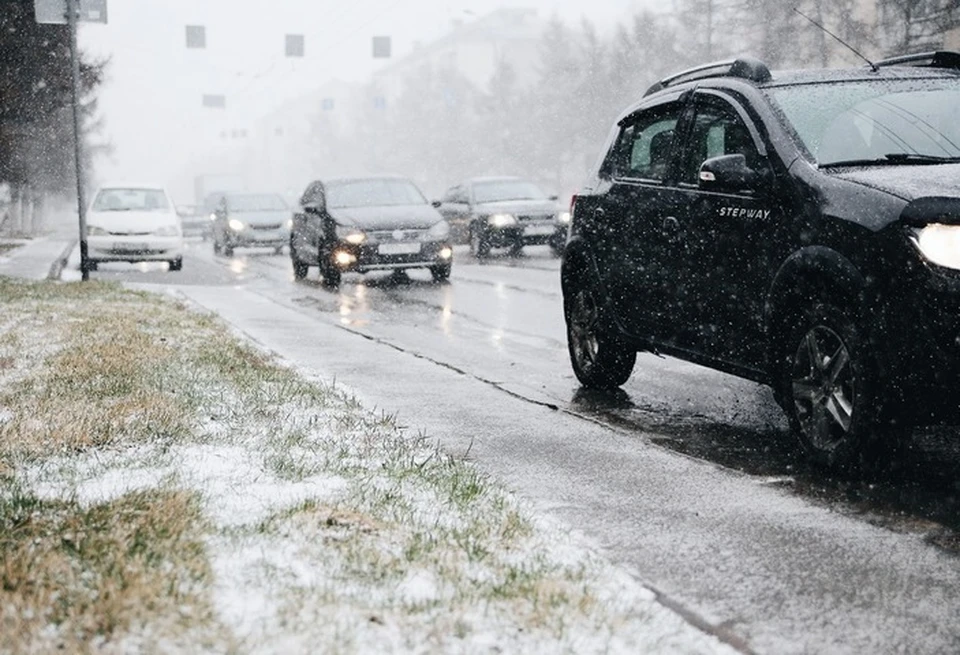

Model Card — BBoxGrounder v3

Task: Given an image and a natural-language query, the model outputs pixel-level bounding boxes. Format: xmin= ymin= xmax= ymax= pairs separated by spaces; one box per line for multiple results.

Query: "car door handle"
xmin=662 ymin=216 xmax=680 ymax=232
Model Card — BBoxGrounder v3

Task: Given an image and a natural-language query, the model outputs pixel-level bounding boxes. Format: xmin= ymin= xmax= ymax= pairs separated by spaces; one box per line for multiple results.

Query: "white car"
xmin=85 ymin=185 xmax=184 ymax=271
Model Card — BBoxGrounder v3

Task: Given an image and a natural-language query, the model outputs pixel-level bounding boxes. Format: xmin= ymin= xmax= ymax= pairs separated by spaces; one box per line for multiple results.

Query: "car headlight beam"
xmin=488 ymin=213 xmax=517 ymax=228
xmin=335 ymin=225 xmax=366 ymax=244
xmin=912 ymin=223 xmax=960 ymax=270
xmin=228 ymin=218 xmax=245 ymax=232
xmin=556 ymin=211 xmax=571 ymax=225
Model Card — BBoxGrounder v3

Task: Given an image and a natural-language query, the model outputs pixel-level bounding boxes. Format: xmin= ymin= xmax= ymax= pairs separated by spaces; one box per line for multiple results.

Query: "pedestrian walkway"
xmin=0 ymin=232 xmax=76 ymax=281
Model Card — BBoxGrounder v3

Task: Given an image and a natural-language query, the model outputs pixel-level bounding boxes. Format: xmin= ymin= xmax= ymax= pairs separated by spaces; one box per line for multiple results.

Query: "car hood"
xmin=231 ymin=210 xmax=289 ymax=226
xmin=830 ymin=163 xmax=960 ymax=201
xmin=87 ymin=210 xmax=178 ymax=233
xmin=474 ymin=199 xmax=560 ymax=216
xmin=330 ymin=204 xmax=442 ymax=230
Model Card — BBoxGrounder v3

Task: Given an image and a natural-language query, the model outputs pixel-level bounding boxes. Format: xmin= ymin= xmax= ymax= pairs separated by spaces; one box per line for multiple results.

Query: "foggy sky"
xmin=80 ymin=0 xmax=654 ymax=202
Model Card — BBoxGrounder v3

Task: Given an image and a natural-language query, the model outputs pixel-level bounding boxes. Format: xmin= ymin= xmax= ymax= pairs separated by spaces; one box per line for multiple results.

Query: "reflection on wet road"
xmin=96 ymin=239 xmax=960 ymax=551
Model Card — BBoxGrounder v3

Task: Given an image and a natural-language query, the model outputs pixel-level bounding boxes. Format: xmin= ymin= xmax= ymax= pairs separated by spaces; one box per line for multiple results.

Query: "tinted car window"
xmin=326 ymin=179 xmax=426 ymax=208
xmin=226 ymin=194 xmax=288 ymax=212
xmin=92 ymin=188 xmax=170 ymax=212
xmin=681 ymin=101 xmax=760 ymax=184
xmin=610 ymin=108 xmax=680 ymax=181
xmin=473 ymin=180 xmax=547 ymax=203
xmin=768 ymin=79 xmax=960 ymax=165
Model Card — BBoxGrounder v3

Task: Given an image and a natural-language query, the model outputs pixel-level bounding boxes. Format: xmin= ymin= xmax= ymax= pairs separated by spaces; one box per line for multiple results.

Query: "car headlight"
xmin=155 ymin=225 xmax=180 ymax=237
xmin=335 ymin=225 xmax=366 ymax=244
xmin=426 ymin=220 xmax=450 ymax=240
xmin=487 ymin=213 xmax=517 ymax=228
xmin=228 ymin=218 xmax=245 ymax=232
xmin=209 ymin=212 xmax=217 ymax=221
xmin=556 ymin=211 xmax=571 ymax=225
xmin=87 ymin=225 xmax=108 ymax=236
xmin=911 ymin=223 xmax=960 ymax=270
xmin=285 ymin=218 xmax=293 ymax=230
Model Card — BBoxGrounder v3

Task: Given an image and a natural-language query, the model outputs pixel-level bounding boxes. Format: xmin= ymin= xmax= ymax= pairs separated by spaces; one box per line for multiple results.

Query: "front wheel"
xmin=779 ymin=302 xmax=904 ymax=473
xmin=469 ymin=225 xmax=489 ymax=259
xmin=565 ymin=285 xmax=636 ymax=389
xmin=319 ymin=253 xmax=341 ymax=288
xmin=168 ymin=257 xmax=182 ymax=272
xmin=430 ymin=263 xmax=451 ymax=282
xmin=291 ymin=251 xmax=308 ymax=280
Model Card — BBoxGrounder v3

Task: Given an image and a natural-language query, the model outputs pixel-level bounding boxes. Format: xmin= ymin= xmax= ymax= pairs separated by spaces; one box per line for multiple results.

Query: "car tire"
xmin=509 ymin=241 xmax=525 ymax=257
xmin=778 ymin=300 xmax=905 ymax=474
xmin=169 ymin=257 xmax=182 ymax=272
xmin=213 ymin=238 xmax=222 ymax=255
xmin=469 ymin=225 xmax=490 ymax=259
xmin=565 ymin=281 xmax=636 ymax=389
xmin=430 ymin=263 xmax=452 ymax=283
xmin=223 ymin=245 xmax=234 ymax=257
xmin=291 ymin=250 xmax=309 ymax=280
xmin=86 ymin=260 xmax=98 ymax=272
xmin=319 ymin=253 xmax=341 ymax=288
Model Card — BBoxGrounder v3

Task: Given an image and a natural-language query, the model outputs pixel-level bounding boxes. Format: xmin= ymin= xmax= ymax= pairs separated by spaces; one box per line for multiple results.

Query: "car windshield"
xmin=473 ymin=180 xmax=548 ymax=203
xmin=226 ymin=194 xmax=287 ymax=212
xmin=769 ymin=78 xmax=960 ymax=166
xmin=92 ymin=188 xmax=170 ymax=212
xmin=326 ymin=179 xmax=426 ymax=208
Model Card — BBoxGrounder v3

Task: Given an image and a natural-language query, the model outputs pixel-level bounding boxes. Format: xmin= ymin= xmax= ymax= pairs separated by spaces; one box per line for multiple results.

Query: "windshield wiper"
xmin=822 ymin=153 xmax=960 ymax=168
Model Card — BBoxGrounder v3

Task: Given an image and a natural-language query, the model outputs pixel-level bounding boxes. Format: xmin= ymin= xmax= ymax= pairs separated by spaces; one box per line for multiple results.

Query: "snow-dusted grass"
xmin=0 ymin=278 xmax=734 ymax=654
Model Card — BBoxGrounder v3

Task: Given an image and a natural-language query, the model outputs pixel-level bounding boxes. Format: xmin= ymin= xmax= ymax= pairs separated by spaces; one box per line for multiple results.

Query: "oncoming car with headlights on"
xmin=289 ymin=175 xmax=453 ymax=286
xmin=562 ymin=51 xmax=960 ymax=473
xmin=437 ymin=176 xmax=569 ymax=257
xmin=211 ymin=192 xmax=291 ymax=256
xmin=85 ymin=185 xmax=184 ymax=271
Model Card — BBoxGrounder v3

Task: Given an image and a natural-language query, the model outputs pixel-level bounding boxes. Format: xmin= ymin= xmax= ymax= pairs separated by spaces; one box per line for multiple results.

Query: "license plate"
xmin=378 ymin=242 xmax=421 ymax=255
xmin=524 ymin=224 xmax=555 ymax=236
xmin=114 ymin=242 xmax=149 ymax=252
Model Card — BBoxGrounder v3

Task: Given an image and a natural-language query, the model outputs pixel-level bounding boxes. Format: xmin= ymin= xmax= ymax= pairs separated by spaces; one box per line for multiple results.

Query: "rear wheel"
xmin=169 ymin=257 xmax=182 ymax=271
xmin=85 ymin=260 xmax=98 ymax=272
xmin=779 ymin=301 xmax=905 ymax=473
xmin=565 ymin=283 xmax=636 ymax=389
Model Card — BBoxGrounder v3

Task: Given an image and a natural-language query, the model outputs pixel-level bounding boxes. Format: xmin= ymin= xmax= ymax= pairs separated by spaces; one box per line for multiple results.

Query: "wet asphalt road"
xmin=73 ymin=239 xmax=960 ymax=653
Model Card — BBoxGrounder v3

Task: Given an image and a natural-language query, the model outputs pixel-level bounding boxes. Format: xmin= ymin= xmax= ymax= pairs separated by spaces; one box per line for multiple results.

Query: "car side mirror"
xmin=431 ymin=200 xmax=442 ymax=208
xmin=548 ymin=194 xmax=559 ymax=201
xmin=699 ymin=154 xmax=762 ymax=193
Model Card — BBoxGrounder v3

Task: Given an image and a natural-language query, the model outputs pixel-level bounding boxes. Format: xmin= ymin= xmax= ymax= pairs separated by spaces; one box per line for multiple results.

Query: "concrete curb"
xmin=47 ymin=238 xmax=77 ymax=281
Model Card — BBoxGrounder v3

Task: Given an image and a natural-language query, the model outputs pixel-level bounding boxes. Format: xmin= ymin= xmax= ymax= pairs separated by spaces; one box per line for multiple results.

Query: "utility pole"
xmin=67 ymin=0 xmax=90 ymax=280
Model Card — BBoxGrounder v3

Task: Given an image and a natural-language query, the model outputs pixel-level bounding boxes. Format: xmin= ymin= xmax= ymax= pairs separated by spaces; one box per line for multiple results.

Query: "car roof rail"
xmin=644 ymin=56 xmax=772 ymax=97
xmin=873 ymin=50 xmax=960 ymax=70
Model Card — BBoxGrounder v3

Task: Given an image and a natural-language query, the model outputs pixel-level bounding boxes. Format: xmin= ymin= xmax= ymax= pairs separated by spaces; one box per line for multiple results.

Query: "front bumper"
xmin=487 ymin=221 xmax=566 ymax=247
xmin=88 ymin=235 xmax=184 ymax=262
xmin=226 ymin=227 xmax=289 ymax=247
xmin=330 ymin=239 xmax=453 ymax=273
xmin=881 ymin=262 xmax=960 ymax=421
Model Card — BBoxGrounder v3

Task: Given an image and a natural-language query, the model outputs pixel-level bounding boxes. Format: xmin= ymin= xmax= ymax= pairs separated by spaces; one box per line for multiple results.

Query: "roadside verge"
xmin=0 ymin=278 xmax=736 ymax=654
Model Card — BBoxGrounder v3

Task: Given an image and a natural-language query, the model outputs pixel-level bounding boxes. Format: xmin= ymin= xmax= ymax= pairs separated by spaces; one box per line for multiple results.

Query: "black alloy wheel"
xmin=565 ymin=283 xmax=636 ymax=389
xmin=781 ymin=302 xmax=902 ymax=472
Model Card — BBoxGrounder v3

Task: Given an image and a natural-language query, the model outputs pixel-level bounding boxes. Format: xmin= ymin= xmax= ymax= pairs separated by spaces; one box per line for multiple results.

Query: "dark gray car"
xmin=437 ymin=176 xmax=569 ymax=257
xmin=289 ymin=175 xmax=453 ymax=287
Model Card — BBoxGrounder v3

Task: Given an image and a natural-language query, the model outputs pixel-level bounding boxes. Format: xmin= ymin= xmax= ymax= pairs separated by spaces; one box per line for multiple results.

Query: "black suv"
xmin=562 ymin=52 xmax=960 ymax=471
